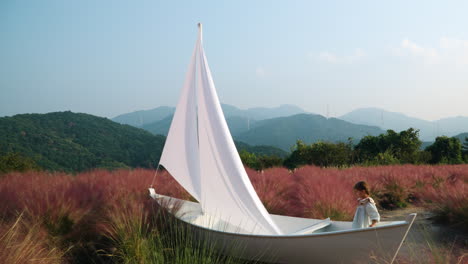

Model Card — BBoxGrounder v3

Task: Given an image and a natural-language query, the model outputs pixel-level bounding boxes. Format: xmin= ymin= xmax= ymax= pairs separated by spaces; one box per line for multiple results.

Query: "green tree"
xmin=239 ymin=150 xmax=261 ymax=170
xmin=257 ymin=155 xmax=283 ymax=169
xmin=362 ymin=150 xmax=400 ymax=166
xmin=462 ymin=137 xmax=468 ymax=163
xmin=284 ymin=140 xmax=309 ymax=169
xmin=0 ymin=152 xmax=40 ymax=174
xmin=308 ymin=141 xmax=353 ymax=167
xmin=239 ymin=150 xmax=283 ymax=170
xmin=354 ymin=134 xmax=383 ymax=162
xmin=284 ymin=140 xmax=353 ymax=169
xmin=393 ymin=128 xmax=422 ymax=162
xmin=355 ymin=128 xmax=421 ymax=164
xmin=425 ymin=136 xmax=463 ymax=164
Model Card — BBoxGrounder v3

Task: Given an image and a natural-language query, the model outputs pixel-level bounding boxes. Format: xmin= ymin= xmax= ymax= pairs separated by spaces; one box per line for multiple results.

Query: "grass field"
xmin=0 ymin=165 xmax=466 ymax=263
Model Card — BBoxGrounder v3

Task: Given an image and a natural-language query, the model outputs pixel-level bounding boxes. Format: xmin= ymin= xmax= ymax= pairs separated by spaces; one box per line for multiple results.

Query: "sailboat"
xmin=149 ymin=24 xmax=416 ymax=264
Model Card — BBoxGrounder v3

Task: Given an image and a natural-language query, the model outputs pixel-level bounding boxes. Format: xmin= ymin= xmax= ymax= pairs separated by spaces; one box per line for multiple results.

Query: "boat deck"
xmin=155 ymin=194 xmax=408 ymax=237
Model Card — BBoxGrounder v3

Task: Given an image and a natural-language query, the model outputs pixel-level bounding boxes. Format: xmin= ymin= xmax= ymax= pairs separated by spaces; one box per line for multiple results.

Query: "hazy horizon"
xmin=1 ymin=1 xmax=467 ymax=121
xmin=3 ymin=103 xmax=466 ymax=124
xmin=111 ymin=104 xmax=467 ymax=122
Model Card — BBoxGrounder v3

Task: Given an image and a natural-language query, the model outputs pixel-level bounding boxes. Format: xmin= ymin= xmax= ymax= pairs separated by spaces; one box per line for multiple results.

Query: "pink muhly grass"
xmin=0 ymin=214 xmax=65 ymax=264
xmin=0 ymin=168 xmax=173 ymax=262
xmin=325 ymin=165 xmax=466 ymax=209
xmin=98 ymin=197 xmax=160 ymax=245
xmin=247 ymin=167 xmax=300 ymax=216
xmin=154 ymin=170 xmax=193 ymax=200
xmin=417 ymin=169 xmax=468 ymax=230
xmin=293 ymin=166 xmax=356 ymax=220
xmin=0 ymin=171 xmax=87 ymax=223
xmin=0 ymin=169 xmax=190 ymax=219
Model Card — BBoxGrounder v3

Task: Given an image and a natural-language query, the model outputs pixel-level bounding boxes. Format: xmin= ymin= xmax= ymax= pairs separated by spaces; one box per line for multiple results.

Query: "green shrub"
xmin=0 ymin=152 xmax=40 ymax=174
xmin=376 ymin=175 xmax=410 ymax=210
xmin=367 ymin=151 xmax=400 ymax=166
xmin=426 ymin=136 xmax=463 ymax=164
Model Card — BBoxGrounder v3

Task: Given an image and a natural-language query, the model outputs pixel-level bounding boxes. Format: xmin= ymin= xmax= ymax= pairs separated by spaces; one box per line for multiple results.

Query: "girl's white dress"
xmin=352 ymin=197 xmax=380 ymax=229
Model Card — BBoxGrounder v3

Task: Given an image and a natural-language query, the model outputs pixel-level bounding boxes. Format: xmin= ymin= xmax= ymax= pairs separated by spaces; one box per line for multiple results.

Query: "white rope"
xmin=390 ymin=214 xmax=417 ymax=264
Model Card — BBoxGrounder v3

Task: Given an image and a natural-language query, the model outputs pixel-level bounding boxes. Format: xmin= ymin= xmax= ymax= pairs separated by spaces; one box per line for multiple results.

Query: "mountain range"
xmin=112 ymin=106 xmax=175 ymax=127
xmin=138 ymin=113 xmax=385 ymax=151
xmin=113 ymin=104 xmax=307 ymax=127
xmin=1 ymin=111 xmax=465 ymax=172
xmin=453 ymin=132 xmax=468 ymax=143
xmin=234 ymin=114 xmax=384 ymax=151
xmin=113 ymin=105 xmax=467 ymax=143
xmin=339 ymin=108 xmax=468 ymax=141
xmin=113 ymin=104 xmax=467 ymax=151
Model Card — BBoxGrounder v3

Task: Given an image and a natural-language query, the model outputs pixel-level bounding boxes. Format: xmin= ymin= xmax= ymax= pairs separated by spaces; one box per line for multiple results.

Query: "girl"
xmin=352 ymin=181 xmax=380 ymax=228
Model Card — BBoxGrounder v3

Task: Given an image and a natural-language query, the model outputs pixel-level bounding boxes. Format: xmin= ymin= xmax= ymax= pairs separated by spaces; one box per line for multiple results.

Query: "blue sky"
xmin=1 ymin=0 xmax=467 ymax=120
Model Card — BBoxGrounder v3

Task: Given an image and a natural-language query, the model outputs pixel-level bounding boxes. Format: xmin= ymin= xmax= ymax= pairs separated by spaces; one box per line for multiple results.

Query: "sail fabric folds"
xmin=159 ymin=36 xmax=201 ymax=202
xmin=159 ymin=25 xmax=282 ymax=235
xmin=195 ymin=27 xmax=282 ymax=235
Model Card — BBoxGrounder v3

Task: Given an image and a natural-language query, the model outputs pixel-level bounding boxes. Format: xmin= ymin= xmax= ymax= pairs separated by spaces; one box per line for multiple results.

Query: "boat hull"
xmin=153 ymin=194 xmax=416 ymax=264
xmin=193 ymin=220 xmax=411 ymax=263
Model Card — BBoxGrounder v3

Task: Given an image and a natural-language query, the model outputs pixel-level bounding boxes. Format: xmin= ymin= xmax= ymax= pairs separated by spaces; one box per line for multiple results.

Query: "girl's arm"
xmin=366 ymin=203 xmax=380 ymax=227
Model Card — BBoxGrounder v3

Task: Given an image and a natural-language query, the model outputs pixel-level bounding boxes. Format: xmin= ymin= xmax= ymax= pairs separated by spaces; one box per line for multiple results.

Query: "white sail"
xmin=195 ymin=25 xmax=282 ymax=235
xmin=159 ymin=33 xmax=201 ymax=201
xmin=159 ymin=24 xmax=282 ymax=235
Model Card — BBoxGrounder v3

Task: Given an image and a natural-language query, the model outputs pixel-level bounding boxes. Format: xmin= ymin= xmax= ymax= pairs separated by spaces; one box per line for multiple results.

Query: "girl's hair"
xmin=354 ymin=181 xmax=370 ymax=195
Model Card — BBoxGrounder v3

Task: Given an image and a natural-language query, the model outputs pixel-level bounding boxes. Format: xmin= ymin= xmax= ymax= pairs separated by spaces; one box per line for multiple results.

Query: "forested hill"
xmin=236 ymin=114 xmax=385 ymax=151
xmin=0 ymin=111 xmax=287 ymax=172
xmin=0 ymin=111 xmax=165 ymax=172
xmin=453 ymin=132 xmax=468 ymax=142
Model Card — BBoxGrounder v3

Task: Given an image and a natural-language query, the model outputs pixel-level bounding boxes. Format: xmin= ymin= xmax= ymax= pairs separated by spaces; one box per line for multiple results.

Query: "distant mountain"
xmin=225 ymin=116 xmax=255 ymax=136
xmin=112 ymin=106 xmax=175 ymax=127
xmin=0 ymin=112 xmax=165 ymax=172
xmin=339 ymin=108 xmax=468 ymax=141
xmin=113 ymin=104 xmax=307 ymax=127
xmin=220 ymin=104 xmax=246 ymax=118
xmin=142 ymin=114 xmax=174 ymax=136
xmin=436 ymin=117 xmax=468 ymax=138
xmin=142 ymin=113 xmax=386 ymax=151
xmin=235 ymin=114 xmax=385 ymax=151
xmin=421 ymin=141 xmax=433 ymax=150
xmin=453 ymin=132 xmax=468 ymax=143
xmin=234 ymin=141 xmax=288 ymax=158
xmin=142 ymin=114 xmax=256 ymax=137
xmin=243 ymin=104 xmax=307 ymax=120
xmin=220 ymin=104 xmax=307 ymax=123
xmin=415 ymin=133 xmax=468 ymax=150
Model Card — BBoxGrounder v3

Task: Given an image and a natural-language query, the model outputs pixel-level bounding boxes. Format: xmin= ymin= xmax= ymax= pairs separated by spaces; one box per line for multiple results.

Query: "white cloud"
xmin=318 ymin=52 xmax=338 ymax=63
xmin=440 ymin=37 xmax=468 ymax=50
xmin=396 ymin=37 xmax=468 ymax=65
xmin=399 ymin=38 xmax=439 ymax=64
xmin=315 ymin=49 xmax=366 ymax=64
